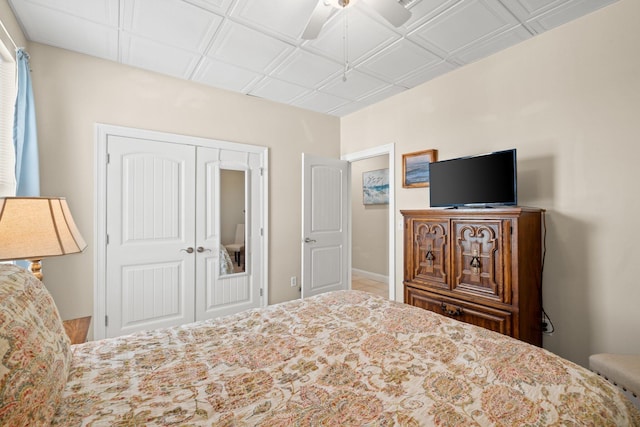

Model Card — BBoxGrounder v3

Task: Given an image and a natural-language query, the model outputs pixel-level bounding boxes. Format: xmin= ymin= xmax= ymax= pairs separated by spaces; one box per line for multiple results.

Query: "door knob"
xmin=180 ymin=247 xmax=194 ymax=254
xmin=304 ymin=237 xmax=317 ymax=243
xmin=196 ymin=246 xmax=212 ymax=253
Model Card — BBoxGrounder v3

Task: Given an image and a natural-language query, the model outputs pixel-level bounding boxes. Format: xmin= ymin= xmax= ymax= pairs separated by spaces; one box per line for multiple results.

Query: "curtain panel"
xmin=13 ymin=48 xmax=39 ymax=196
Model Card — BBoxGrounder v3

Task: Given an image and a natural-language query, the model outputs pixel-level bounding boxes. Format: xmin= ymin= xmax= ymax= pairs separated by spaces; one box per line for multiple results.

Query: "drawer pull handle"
xmin=425 ymin=250 xmax=435 ymax=261
xmin=441 ymin=302 xmax=463 ymax=317
xmin=470 ymin=256 xmax=481 ymax=268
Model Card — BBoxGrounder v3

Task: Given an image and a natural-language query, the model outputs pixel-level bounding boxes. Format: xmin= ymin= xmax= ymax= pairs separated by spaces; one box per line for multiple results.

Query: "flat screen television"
xmin=429 ymin=149 xmax=517 ymax=208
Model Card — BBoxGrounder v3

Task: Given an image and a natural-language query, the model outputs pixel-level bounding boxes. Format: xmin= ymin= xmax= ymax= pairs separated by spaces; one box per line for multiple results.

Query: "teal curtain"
xmin=13 ymin=48 xmax=39 ymax=196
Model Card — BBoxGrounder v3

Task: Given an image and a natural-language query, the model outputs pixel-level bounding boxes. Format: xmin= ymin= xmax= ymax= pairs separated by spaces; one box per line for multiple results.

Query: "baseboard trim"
xmin=352 ymin=268 xmax=389 ymax=284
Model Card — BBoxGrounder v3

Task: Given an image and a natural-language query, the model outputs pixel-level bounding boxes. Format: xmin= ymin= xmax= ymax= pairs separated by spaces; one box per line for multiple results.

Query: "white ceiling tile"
xmin=272 ymin=49 xmax=343 ymax=89
xmin=505 ymin=0 xmax=570 ymax=21
xmin=304 ymin=7 xmax=400 ymax=63
xmin=526 ymin=0 xmax=619 ymax=32
xmin=404 ymin=0 xmax=460 ymax=32
xmin=9 ymin=0 xmax=118 ymax=60
xmin=192 ymin=57 xmax=263 ymax=93
xmin=122 ymin=0 xmax=223 ymax=53
xmin=398 ymin=60 xmax=457 ymax=88
xmin=12 ymin=0 xmax=119 ymax=26
xmin=120 ymin=34 xmax=201 ymax=79
xmin=229 ymin=0 xmax=319 ymax=42
xmin=410 ymin=0 xmax=518 ymax=54
xmin=320 ymin=69 xmax=389 ymax=101
xmin=182 ymin=0 xmax=234 ymax=15
xmin=359 ymin=39 xmax=442 ymax=82
xmin=208 ymin=21 xmax=296 ymax=73
xmin=452 ymin=25 xmax=532 ymax=64
xmin=250 ymin=77 xmax=311 ymax=104
xmin=291 ymin=91 xmax=350 ymax=114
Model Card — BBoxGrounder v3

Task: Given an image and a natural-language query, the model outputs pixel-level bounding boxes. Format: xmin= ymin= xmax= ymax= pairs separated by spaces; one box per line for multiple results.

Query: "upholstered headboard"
xmin=0 ymin=264 xmax=72 ymax=425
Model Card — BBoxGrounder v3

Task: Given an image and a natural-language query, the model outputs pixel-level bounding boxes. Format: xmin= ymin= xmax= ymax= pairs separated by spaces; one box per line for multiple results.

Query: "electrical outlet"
xmin=290 ymin=276 xmax=297 ymax=287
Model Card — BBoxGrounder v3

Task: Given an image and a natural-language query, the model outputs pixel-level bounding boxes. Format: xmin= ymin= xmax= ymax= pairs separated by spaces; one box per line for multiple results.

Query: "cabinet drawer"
xmin=405 ymin=286 xmax=512 ymax=337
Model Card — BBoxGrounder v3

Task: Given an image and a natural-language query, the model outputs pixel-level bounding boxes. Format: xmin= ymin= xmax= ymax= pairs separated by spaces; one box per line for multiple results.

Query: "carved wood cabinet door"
xmin=411 ymin=219 xmax=449 ymax=289
xmin=452 ymin=219 xmax=511 ymax=303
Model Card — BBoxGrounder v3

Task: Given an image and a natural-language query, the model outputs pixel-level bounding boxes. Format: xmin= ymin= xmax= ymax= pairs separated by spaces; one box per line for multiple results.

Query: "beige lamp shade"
xmin=0 ymin=197 xmax=87 ymax=263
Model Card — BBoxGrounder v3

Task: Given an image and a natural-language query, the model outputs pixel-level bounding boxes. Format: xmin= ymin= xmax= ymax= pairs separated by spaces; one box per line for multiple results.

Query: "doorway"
xmin=349 ymin=155 xmax=389 ymax=298
xmin=342 ymin=144 xmax=395 ymax=301
xmin=300 ymin=144 xmax=395 ymax=300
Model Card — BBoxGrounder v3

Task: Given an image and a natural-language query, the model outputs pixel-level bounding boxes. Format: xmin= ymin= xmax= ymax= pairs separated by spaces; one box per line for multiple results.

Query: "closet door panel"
xmin=105 ymin=136 xmax=196 ymax=338
xmin=195 ymin=147 xmax=262 ymax=320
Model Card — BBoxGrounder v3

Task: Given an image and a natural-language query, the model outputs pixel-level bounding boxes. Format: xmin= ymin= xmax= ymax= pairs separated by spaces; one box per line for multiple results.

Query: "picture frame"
xmin=362 ymin=168 xmax=389 ymax=205
xmin=402 ymin=149 xmax=438 ymax=188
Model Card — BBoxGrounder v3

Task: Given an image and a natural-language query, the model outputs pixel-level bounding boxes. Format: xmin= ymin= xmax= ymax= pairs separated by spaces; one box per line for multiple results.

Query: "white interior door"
xmin=195 ymin=147 xmax=263 ymax=319
xmin=105 ymin=136 xmax=196 ymax=337
xmin=301 ymin=154 xmax=349 ymax=298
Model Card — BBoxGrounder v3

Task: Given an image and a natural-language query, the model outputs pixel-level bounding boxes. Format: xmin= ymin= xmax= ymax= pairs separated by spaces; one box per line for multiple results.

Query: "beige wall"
xmin=341 ymin=0 xmax=640 ymax=367
xmin=28 ymin=43 xmax=340 ymax=322
xmin=351 ymin=155 xmax=388 ymax=277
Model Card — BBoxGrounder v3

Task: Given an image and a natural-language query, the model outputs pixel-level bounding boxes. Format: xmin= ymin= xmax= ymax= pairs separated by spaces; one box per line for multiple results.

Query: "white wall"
xmin=341 ymin=0 xmax=640 ymax=367
xmin=27 ymin=43 xmax=340 ymax=322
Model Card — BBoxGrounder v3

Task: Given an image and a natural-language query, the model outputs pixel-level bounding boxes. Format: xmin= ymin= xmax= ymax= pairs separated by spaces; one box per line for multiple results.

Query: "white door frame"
xmin=94 ymin=124 xmax=269 ymax=339
xmin=342 ymin=143 xmax=395 ymax=301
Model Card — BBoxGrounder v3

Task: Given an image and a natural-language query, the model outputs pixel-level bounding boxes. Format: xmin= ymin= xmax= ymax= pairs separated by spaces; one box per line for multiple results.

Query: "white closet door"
xmin=195 ymin=147 xmax=262 ymax=320
xmin=105 ymin=136 xmax=196 ymax=338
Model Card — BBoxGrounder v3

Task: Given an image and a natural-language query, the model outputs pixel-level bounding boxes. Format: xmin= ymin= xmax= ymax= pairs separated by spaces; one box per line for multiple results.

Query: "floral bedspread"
xmin=53 ymin=291 xmax=640 ymax=426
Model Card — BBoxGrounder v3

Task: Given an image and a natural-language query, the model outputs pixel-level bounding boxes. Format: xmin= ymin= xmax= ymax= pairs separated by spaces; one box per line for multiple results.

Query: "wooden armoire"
xmin=402 ymin=207 xmax=544 ymax=346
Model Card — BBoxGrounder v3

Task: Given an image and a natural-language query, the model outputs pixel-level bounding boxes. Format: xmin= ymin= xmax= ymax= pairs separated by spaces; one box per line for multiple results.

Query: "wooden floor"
xmin=351 ymin=272 xmax=388 ymax=298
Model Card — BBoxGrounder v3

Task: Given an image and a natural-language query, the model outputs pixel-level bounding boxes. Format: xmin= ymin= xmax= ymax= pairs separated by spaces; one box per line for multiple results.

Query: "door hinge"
xmin=260 ymin=288 xmax=263 ymax=297
xmin=260 ymin=167 xmax=264 ymax=176
xmin=260 ymin=228 xmax=264 ymax=237
xmin=106 ymin=234 xmax=109 ymax=244
xmin=105 ymin=315 xmax=109 ymax=327
xmin=106 ymin=153 xmax=110 ymax=164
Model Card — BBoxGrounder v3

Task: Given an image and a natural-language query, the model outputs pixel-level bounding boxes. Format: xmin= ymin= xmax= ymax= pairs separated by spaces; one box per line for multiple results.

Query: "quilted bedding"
xmin=52 ymin=290 xmax=640 ymax=426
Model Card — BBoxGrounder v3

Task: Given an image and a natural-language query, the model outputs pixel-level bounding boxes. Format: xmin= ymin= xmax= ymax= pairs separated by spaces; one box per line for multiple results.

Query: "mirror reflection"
xmin=220 ymin=169 xmax=246 ymax=275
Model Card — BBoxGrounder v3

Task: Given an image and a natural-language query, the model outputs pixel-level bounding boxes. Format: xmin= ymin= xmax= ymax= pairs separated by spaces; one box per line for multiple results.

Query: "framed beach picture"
xmin=402 ymin=149 xmax=438 ymax=188
xmin=362 ymin=168 xmax=389 ymax=205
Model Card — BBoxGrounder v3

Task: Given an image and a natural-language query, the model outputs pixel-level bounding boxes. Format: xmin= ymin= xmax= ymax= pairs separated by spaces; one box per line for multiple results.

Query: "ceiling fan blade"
xmin=302 ymin=1 xmax=333 ymax=40
xmin=361 ymin=0 xmax=411 ymax=27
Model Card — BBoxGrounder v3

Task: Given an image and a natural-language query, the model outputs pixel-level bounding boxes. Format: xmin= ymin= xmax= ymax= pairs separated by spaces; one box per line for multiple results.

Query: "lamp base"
xmin=28 ymin=259 xmax=43 ymax=281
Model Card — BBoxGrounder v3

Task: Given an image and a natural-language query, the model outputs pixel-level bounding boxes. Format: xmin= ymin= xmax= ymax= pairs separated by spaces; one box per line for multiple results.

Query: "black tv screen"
xmin=429 ymin=149 xmax=517 ymax=208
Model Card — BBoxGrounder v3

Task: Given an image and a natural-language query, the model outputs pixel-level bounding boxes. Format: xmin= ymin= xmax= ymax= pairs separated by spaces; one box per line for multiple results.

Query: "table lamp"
xmin=0 ymin=197 xmax=87 ymax=280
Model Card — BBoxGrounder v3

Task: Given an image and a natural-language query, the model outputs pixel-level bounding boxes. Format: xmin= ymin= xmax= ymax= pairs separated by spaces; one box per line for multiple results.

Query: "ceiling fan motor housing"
xmin=327 ymin=0 xmax=358 ymax=9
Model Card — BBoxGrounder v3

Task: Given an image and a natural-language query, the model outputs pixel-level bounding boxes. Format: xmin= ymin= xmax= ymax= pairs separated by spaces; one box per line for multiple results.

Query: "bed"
xmin=1 ymin=264 xmax=639 ymax=426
